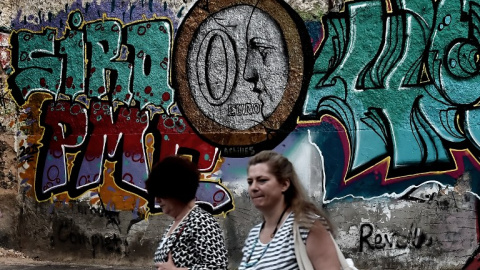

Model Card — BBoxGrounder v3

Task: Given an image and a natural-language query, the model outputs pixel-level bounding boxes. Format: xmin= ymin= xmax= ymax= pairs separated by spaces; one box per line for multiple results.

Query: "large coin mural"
xmin=173 ymin=0 xmax=313 ymax=156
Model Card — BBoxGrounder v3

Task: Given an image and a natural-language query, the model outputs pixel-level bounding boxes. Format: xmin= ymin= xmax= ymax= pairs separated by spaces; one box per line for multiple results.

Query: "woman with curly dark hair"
xmin=146 ymin=155 xmax=228 ymax=270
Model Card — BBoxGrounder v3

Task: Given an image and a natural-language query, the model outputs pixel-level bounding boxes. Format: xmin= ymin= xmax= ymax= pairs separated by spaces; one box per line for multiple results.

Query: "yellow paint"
xmin=93 ymin=160 xmax=148 ymax=212
xmin=420 ymin=63 xmax=431 ymax=83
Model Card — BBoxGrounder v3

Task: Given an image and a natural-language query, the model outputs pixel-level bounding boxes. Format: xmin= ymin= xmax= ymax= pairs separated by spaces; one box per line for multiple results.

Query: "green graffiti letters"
xmin=8 ymin=10 xmax=174 ymax=111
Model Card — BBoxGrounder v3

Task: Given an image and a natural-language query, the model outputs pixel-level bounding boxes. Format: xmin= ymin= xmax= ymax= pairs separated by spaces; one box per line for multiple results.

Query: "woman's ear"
xmin=281 ymin=178 xmax=291 ymax=193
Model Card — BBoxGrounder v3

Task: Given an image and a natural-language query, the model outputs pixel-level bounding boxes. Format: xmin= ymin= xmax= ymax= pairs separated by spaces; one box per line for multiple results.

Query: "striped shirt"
xmin=239 ymin=213 xmax=310 ymax=270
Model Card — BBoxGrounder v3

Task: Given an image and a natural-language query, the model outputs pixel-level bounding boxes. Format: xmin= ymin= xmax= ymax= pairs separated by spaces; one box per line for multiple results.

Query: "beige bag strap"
xmin=293 ymin=221 xmax=314 ymax=270
xmin=293 ymin=221 xmax=351 ymax=270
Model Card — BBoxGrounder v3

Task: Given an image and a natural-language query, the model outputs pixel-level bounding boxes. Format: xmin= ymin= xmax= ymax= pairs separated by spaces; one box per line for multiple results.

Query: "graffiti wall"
xmin=2 ymin=0 xmax=480 ymax=268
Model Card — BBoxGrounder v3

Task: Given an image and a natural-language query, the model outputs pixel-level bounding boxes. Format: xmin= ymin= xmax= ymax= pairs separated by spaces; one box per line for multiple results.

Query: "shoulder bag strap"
xmin=293 ymin=221 xmax=314 ymax=270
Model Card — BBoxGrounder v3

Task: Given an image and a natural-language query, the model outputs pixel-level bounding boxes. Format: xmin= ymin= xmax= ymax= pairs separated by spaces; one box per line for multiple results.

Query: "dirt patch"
xmin=0 ymin=246 xmax=35 ymax=265
xmin=0 ymin=189 xmax=19 ymax=248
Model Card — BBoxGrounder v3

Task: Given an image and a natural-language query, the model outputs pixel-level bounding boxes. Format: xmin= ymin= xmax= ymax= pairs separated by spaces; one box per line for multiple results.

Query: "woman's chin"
xmin=252 ymin=201 xmax=267 ymax=211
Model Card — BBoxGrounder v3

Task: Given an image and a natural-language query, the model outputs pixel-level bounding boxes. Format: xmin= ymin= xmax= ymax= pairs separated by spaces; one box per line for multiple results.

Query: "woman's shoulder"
xmin=310 ymin=213 xmax=331 ymax=232
xmin=296 ymin=212 xmax=329 ymax=227
xmin=192 ymin=204 xmax=215 ymax=216
xmin=293 ymin=212 xmax=330 ymax=236
xmin=189 ymin=204 xmax=219 ymax=225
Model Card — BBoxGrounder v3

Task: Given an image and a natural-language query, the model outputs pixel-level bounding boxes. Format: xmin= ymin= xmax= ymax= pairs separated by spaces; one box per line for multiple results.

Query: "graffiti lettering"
xmin=30 ymin=98 xmax=232 ymax=214
xmin=304 ymin=0 xmax=480 ymax=200
xmin=227 ymin=103 xmax=261 ymax=116
xmin=222 ymin=146 xmax=255 ymax=157
xmin=9 ymin=10 xmax=234 ymax=215
xmin=18 ymin=143 xmax=39 ymax=162
xmin=6 ymin=3 xmax=320 ymax=219
xmin=56 ymin=218 xmax=125 ymax=257
xmin=8 ymin=11 xmax=174 ymax=111
xmin=359 ymin=223 xmax=433 ymax=252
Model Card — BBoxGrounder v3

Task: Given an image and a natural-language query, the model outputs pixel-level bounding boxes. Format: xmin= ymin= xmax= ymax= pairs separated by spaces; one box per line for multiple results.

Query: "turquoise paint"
xmin=9 ymin=11 xmax=174 ymax=112
xmin=126 ymin=20 xmax=174 ymax=109
xmin=304 ymin=0 xmax=480 ymax=178
xmin=86 ymin=19 xmax=132 ymax=102
xmin=63 ymin=11 xmax=85 ymax=98
xmin=11 ymin=29 xmax=62 ymax=101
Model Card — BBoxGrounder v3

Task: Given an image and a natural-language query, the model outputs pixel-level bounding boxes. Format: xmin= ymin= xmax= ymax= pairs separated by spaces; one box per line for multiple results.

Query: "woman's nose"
xmin=243 ymin=52 xmax=259 ymax=83
xmin=249 ymin=181 xmax=258 ymax=191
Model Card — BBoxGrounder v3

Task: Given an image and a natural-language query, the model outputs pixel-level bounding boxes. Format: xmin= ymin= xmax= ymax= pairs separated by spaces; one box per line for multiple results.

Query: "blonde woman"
xmin=239 ymin=150 xmax=340 ymax=269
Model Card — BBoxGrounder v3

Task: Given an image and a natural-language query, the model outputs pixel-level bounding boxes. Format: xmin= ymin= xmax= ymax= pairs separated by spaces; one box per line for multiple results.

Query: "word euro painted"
xmin=227 ymin=103 xmax=261 ymax=116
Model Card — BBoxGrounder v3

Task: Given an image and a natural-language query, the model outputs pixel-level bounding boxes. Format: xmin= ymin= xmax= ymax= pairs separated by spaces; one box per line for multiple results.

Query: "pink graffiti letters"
xmin=34 ymin=99 xmax=232 ymax=214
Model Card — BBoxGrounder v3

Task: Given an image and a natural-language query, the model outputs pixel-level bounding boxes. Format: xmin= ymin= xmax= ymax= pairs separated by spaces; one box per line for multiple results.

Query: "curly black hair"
xmin=145 ymin=155 xmax=200 ymax=203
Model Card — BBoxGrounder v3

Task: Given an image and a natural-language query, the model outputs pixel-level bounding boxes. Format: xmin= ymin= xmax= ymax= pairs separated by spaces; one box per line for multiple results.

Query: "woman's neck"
xmin=263 ymin=202 xmax=289 ymax=227
xmin=173 ymin=200 xmax=196 ymax=222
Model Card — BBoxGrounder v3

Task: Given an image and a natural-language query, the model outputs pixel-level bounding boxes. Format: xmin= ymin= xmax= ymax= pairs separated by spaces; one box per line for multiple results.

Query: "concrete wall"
xmin=0 ymin=0 xmax=479 ymax=269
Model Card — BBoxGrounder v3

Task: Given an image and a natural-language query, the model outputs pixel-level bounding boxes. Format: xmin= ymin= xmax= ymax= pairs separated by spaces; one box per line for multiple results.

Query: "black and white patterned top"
xmin=239 ymin=213 xmax=310 ymax=270
xmin=153 ymin=205 xmax=228 ymax=269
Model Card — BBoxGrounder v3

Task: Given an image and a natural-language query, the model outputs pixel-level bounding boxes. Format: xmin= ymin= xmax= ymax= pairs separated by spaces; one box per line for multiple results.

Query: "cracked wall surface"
xmin=1 ymin=0 xmax=480 ymax=269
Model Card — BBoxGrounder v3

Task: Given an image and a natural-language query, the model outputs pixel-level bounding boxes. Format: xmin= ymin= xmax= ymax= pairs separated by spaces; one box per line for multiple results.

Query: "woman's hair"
xmin=248 ymin=150 xmax=333 ymax=231
xmin=145 ymin=155 xmax=200 ymax=204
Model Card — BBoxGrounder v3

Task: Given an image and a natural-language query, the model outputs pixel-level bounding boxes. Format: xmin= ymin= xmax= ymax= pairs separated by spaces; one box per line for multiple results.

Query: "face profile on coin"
xmin=243 ymin=6 xmax=289 ymax=121
xmin=174 ymin=0 xmax=311 ymax=155
xmin=187 ymin=5 xmax=288 ymax=130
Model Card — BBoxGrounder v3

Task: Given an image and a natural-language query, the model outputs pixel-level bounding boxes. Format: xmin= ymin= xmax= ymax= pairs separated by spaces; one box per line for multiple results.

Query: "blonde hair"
xmin=248 ymin=150 xmax=334 ymax=231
